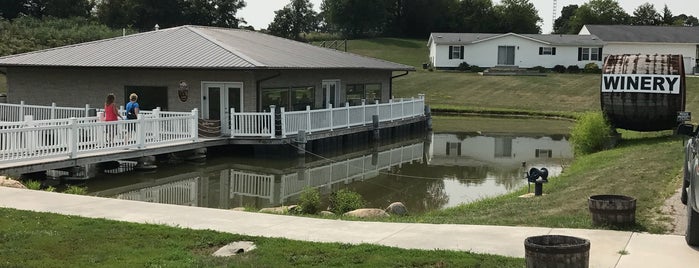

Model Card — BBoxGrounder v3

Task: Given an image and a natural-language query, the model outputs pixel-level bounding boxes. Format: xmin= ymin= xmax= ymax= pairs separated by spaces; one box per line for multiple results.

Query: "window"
xmin=261 ymin=86 xmax=315 ymax=111
xmin=579 ymin=47 xmax=602 ymax=61
xmin=124 ymin=86 xmax=168 ymax=111
xmin=494 ymin=137 xmax=513 ymax=158
xmin=346 ymin=83 xmax=382 ymax=106
xmin=446 ymin=142 xmax=461 ymax=156
xmin=535 ymin=149 xmax=553 ymax=158
xmin=449 ymin=45 xmax=464 ymax=60
xmin=539 ymin=47 xmax=555 ymax=55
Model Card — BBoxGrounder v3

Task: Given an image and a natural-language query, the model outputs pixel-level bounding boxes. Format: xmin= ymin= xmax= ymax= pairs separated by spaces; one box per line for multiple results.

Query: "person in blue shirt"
xmin=126 ymin=93 xmax=139 ymax=120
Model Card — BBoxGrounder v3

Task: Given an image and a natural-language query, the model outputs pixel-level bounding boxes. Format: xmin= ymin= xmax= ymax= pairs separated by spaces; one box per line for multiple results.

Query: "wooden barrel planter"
xmin=601 ymin=54 xmax=686 ymax=131
xmin=524 ymin=235 xmax=590 ymax=268
xmin=588 ymin=195 xmax=636 ymax=226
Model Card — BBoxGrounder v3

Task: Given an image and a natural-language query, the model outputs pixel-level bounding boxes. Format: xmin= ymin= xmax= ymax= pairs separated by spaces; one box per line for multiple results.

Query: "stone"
xmin=230 ymin=207 xmax=246 ymax=211
xmin=319 ymin=211 xmax=335 ymax=216
xmin=212 ymin=241 xmax=256 ymax=257
xmin=259 ymin=205 xmax=297 ymax=214
xmin=0 ymin=176 xmax=27 ymax=189
xmin=385 ymin=202 xmax=408 ymax=216
xmin=343 ymin=208 xmax=390 ymax=218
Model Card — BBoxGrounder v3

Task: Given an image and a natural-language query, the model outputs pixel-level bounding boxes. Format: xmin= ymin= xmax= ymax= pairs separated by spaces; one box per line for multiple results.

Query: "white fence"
xmin=0 ymin=109 xmax=199 ymax=163
xmin=0 ymin=101 xmax=91 ymax=122
xmin=229 ymin=95 xmax=426 ymax=138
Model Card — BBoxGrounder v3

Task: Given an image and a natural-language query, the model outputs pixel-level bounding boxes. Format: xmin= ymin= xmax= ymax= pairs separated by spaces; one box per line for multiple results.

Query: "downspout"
xmin=256 ymin=71 xmax=281 ymax=111
xmin=390 ymin=71 xmax=410 ymax=100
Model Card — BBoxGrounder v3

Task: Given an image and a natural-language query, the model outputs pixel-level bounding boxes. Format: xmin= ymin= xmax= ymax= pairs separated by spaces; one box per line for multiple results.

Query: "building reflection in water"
xmin=88 ymin=132 xmax=572 ymax=214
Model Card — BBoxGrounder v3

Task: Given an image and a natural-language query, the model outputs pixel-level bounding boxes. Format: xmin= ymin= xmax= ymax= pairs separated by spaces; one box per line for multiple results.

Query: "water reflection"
xmin=86 ymin=132 xmax=573 ymax=214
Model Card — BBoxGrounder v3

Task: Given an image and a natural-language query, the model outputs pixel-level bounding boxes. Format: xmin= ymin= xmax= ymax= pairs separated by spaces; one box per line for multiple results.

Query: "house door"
xmin=497 ymin=46 xmax=516 ymax=66
xmin=202 ymin=82 xmax=243 ymax=136
xmin=322 ymin=80 xmax=340 ymax=108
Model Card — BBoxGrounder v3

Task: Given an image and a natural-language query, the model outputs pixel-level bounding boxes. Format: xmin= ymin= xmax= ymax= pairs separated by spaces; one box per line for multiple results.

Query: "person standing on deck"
xmin=125 ymin=93 xmax=140 ymax=144
xmin=104 ymin=93 xmax=123 ymax=143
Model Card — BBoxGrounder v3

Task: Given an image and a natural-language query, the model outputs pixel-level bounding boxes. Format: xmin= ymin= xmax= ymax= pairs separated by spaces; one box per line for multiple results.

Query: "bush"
xmin=457 ymin=62 xmax=470 ymax=71
xmin=64 ymin=185 xmax=87 ymax=195
xmin=329 ymin=189 xmax=366 ymax=214
xmin=584 ymin=62 xmax=601 ymax=74
xmin=530 ymin=66 xmax=548 ymax=73
xmin=24 ymin=180 xmax=41 ymax=190
xmin=470 ymin=65 xmax=484 ymax=72
xmin=571 ymin=112 xmax=614 ymax=155
xmin=553 ymin=65 xmax=566 ymax=73
xmin=567 ymin=65 xmax=581 ymax=73
xmin=298 ymin=187 xmax=321 ymax=214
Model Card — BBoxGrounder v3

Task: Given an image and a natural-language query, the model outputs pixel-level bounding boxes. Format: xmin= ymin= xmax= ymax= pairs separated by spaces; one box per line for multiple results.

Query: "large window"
xmin=579 ymin=47 xmax=602 ymax=61
xmin=450 ymin=45 xmax=462 ymax=59
xmin=539 ymin=47 xmax=556 ymax=55
xmin=124 ymin=86 xmax=168 ymax=111
xmin=260 ymin=86 xmax=314 ymax=111
xmin=346 ymin=83 xmax=382 ymax=106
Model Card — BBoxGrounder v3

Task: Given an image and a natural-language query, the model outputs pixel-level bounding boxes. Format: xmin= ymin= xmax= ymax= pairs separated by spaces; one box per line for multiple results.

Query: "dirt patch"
xmin=661 ymin=187 xmax=687 ymax=235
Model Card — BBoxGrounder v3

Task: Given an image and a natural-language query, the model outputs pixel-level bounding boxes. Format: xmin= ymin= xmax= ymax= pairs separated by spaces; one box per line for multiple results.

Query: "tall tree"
xmin=553 ymin=5 xmax=578 ymax=34
xmin=321 ymin=0 xmax=387 ymax=38
xmin=398 ymin=0 xmax=458 ymax=37
xmin=673 ymin=14 xmax=699 ymax=26
xmin=454 ymin=0 xmax=497 ymax=33
xmin=0 ymin=0 xmax=27 ymax=20
xmin=568 ymin=0 xmax=629 ymax=34
xmin=267 ymin=0 xmax=318 ymax=40
xmin=660 ymin=4 xmax=673 ymax=25
xmin=632 ymin=2 xmax=660 ymax=25
xmin=493 ymin=0 xmax=541 ymax=33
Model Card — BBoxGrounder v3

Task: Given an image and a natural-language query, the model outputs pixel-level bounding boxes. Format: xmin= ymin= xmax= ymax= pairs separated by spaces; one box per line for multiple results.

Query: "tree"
xmin=632 ymin=2 xmax=660 ymax=25
xmin=321 ymin=0 xmax=387 ymax=38
xmin=0 ymin=0 xmax=27 ymax=20
xmin=553 ymin=5 xmax=578 ymax=34
xmin=493 ymin=0 xmax=541 ymax=33
xmin=673 ymin=14 xmax=699 ymax=26
xmin=454 ymin=0 xmax=497 ymax=33
xmin=267 ymin=0 xmax=318 ymax=40
xmin=568 ymin=0 xmax=629 ymax=34
xmin=661 ymin=4 xmax=673 ymax=25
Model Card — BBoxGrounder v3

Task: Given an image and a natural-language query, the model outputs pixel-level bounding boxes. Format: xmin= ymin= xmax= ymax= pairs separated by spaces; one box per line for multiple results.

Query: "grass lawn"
xmin=347 ymin=38 xmax=428 ymax=68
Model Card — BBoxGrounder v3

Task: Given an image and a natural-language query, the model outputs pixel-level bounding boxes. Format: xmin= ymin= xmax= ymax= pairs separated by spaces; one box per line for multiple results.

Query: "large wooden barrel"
xmin=588 ymin=194 xmax=636 ymax=226
xmin=601 ymin=54 xmax=686 ymax=131
xmin=524 ymin=235 xmax=590 ymax=268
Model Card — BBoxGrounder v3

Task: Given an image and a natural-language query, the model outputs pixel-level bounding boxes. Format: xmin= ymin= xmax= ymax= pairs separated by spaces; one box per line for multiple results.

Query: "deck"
xmin=0 ymin=96 xmax=427 ymax=175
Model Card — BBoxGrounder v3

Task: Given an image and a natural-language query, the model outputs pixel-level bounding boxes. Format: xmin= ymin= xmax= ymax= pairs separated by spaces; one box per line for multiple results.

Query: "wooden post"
xmin=361 ymin=99 xmax=366 ymax=126
xmin=230 ymin=107 xmax=236 ymax=138
xmin=269 ymin=106 xmax=276 ymax=138
xmin=372 ymin=114 xmax=380 ymax=142
xmin=191 ymin=109 xmax=199 ymax=142
xmin=306 ymin=105 xmax=312 ymax=134
xmin=68 ymin=117 xmax=78 ymax=158
xmin=296 ymin=130 xmax=307 ymax=156
xmin=329 ymin=103 xmax=334 ymax=131
xmin=345 ymin=102 xmax=350 ymax=128
xmin=136 ymin=114 xmax=145 ymax=149
xmin=280 ymin=107 xmax=287 ymax=138
xmin=50 ymin=102 xmax=56 ymax=119
xmin=85 ymin=104 xmax=90 ymax=118
xmin=19 ymin=100 xmax=25 ymax=121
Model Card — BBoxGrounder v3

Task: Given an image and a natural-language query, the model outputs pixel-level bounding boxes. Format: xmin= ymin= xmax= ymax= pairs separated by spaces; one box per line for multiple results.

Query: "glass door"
xmin=497 ymin=46 xmax=516 ymax=66
xmin=322 ymin=80 xmax=340 ymax=108
xmin=202 ymin=82 xmax=243 ymax=136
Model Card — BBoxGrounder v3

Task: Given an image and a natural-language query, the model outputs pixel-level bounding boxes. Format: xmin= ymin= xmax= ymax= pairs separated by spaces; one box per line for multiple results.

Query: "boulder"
xmin=258 ymin=205 xmax=299 ymax=214
xmin=230 ymin=207 xmax=246 ymax=211
xmin=212 ymin=241 xmax=256 ymax=257
xmin=319 ymin=211 xmax=335 ymax=216
xmin=0 ymin=176 xmax=26 ymax=189
xmin=385 ymin=202 xmax=408 ymax=216
xmin=343 ymin=208 xmax=389 ymax=218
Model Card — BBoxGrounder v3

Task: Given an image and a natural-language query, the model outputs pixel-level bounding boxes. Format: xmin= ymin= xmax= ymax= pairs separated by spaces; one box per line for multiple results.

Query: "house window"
xmin=124 ymin=86 xmax=168 ymax=111
xmin=446 ymin=142 xmax=461 ymax=156
xmin=346 ymin=83 xmax=382 ymax=106
xmin=579 ymin=47 xmax=602 ymax=61
xmin=539 ymin=47 xmax=556 ymax=55
xmin=451 ymin=45 xmax=461 ymax=59
xmin=535 ymin=149 xmax=553 ymax=158
xmin=261 ymin=86 xmax=315 ymax=111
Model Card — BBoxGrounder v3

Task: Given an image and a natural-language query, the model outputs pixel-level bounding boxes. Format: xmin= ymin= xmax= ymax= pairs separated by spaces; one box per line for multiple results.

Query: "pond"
xmin=77 ymin=117 xmax=574 ymax=214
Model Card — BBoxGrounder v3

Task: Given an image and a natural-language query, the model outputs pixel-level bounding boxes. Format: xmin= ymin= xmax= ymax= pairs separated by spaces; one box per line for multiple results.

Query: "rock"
xmin=343 ymin=208 xmax=390 ymax=218
xmin=259 ymin=205 xmax=298 ymax=214
xmin=385 ymin=202 xmax=408 ymax=216
xmin=212 ymin=241 xmax=256 ymax=257
xmin=319 ymin=211 xmax=335 ymax=216
xmin=0 ymin=176 xmax=27 ymax=189
xmin=230 ymin=207 xmax=246 ymax=211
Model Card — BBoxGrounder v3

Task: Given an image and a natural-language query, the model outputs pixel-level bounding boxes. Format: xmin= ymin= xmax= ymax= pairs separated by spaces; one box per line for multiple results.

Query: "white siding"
xmin=433 ymin=35 xmax=602 ymax=69
xmin=429 ymin=41 xmax=437 ymax=67
xmin=603 ymin=43 xmax=697 ymax=72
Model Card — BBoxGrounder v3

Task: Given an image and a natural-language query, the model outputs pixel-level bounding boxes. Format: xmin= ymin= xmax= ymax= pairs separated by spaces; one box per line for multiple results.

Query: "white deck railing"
xmin=229 ymin=95 xmax=426 ymax=138
xmin=0 ymin=109 xmax=199 ymax=163
xmin=0 ymin=101 xmax=91 ymax=122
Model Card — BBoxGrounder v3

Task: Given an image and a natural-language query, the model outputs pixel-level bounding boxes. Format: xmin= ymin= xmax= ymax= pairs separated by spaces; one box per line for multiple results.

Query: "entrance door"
xmin=202 ymin=82 xmax=243 ymax=136
xmin=497 ymin=46 xmax=515 ymax=66
xmin=322 ymin=80 xmax=340 ymax=108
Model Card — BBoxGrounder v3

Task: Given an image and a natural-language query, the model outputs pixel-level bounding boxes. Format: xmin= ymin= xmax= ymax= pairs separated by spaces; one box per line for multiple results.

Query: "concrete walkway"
xmin=1 ymin=187 xmax=698 ymax=267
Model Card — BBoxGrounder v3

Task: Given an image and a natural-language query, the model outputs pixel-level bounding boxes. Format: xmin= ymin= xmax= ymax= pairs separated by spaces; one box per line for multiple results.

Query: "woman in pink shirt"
xmin=104 ymin=93 xmax=122 ymax=143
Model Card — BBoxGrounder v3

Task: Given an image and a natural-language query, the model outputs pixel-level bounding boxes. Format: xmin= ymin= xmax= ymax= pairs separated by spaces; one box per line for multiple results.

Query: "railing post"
xmin=24 ymin=115 xmax=36 ymax=154
xmin=375 ymin=100 xmax=380 ymax=122
xmin=119 ymin=105 xmax=125 ymax=118
xmin=329 ymin=103 xmax=334 ymax=131
xmin=19 ymin=100 xmax=25 ymax=121
xmin=136 ymin=114 xmax=145 ymax=149
xmin=306 ymin=105 xmax=311 ymax=134
xmin=389 ymin=99 xmax=394 ymax=122
xmin=68 ymin=117 xmax=78 ymax=158
xmin=51 ymin=102 xmax=56 ymax=119
xmin=361 ymin=99 xmax=366 ymax=126
xmin=345 ymin=102 xmax=350 ymax=128
xmin=269 ymin=106 xmax=276 ymax=138
xmin=191 ymin=108 xmax=199 ymax=142
xmin=85 ymin=104 xmax=90 ymax=118
xmin=153 ymin=107 xmax=161 ymax=141
xmin=230 ymin=107 xmax=236 ymax=138
xmin=401 ymin=98 xmax=405 ymax=119
xmin=280 ymin=107 xmax=287 ymax=138
xmin=410 ymin=97 xmax=415 ymax=117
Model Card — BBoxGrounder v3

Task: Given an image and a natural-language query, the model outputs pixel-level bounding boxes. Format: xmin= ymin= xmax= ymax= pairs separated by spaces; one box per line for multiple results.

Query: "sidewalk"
xmin=1 ymin=187 xmax=697 ymax=267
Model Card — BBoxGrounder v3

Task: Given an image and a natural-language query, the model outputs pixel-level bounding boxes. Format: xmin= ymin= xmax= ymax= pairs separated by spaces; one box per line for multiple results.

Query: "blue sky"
xmin=238 ymin=0 xmax=698 ymax=34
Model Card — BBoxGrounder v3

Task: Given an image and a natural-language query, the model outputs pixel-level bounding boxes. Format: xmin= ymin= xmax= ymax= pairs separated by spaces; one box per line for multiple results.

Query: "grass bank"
xmin=0 ymin=208 xmax=522 ymax=267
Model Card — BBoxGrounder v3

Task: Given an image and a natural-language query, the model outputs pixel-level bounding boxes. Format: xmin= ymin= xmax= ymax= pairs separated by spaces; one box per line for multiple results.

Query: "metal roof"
xmin=0 ymin=25 xmax=414 ymax=71
xmin=428 ymin=32 xmax=604 ymax=46
xmin=582 ymin=25 xmax=699 ymax=43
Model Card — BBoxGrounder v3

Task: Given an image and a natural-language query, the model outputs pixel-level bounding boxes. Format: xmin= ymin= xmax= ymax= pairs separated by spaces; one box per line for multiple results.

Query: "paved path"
xmin=1 ymin=187 xmax=697 ymax=267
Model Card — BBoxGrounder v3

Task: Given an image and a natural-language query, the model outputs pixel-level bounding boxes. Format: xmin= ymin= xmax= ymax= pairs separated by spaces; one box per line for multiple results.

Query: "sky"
xmin=238 ymin=0 xmax=699 ymax=34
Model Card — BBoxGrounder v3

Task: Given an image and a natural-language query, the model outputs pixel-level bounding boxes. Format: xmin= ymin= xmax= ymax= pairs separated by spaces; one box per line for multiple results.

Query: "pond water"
xmin=78 ymin=118 xmax=573 ymax=214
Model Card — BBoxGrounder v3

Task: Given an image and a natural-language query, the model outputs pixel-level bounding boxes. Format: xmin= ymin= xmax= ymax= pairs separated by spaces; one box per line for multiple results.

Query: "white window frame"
xmin=451 ymin=45 xmax=461 ymax=59
xmin=542 ymin=47 xmax=553 ymax=55
xmin=581 ymin=47 xmax=601 ymax=61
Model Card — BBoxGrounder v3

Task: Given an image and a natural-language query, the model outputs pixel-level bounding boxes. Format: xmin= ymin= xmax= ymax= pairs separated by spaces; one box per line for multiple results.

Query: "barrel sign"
xmin=600 ymin=54 xmax=686 ymax=131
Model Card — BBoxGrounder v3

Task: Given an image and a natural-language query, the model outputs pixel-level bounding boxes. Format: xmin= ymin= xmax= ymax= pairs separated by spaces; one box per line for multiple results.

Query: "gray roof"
xmin=429 ymin=32 xmax=604 ymax=46
xmin=0 ymin=25 xmax=414 ymax=71
xmin=583 ymin=25 xmax=699 ymax=43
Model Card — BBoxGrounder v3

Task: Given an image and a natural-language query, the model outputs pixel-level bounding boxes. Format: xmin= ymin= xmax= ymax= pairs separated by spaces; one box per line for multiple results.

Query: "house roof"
xmin=581 ymin=25 xmax=699 ymax=43
xmin=0 ymin=25 xmax=414 ymax=71
xmin=428 ymin=32 xmax=604 ymax=46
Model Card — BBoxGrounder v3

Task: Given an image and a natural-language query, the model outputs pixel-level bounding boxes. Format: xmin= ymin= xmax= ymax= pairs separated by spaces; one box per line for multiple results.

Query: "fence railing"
xmin=0 ymin=101 xmax=91 ymax=122
xmin=0 ymin=109 xmax=199 ymax=163
xmin=228 ymin=95 xmax=425 ymax=138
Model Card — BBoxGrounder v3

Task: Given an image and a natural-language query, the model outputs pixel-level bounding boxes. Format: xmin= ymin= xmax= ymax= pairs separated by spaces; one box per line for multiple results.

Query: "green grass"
xmin=0 ymin=208 xmax=523 ymax=267
xmin=347 ymin=38 xmax=428 ymax=68
xmin=432 ymin=115 xmax=574 ymax=135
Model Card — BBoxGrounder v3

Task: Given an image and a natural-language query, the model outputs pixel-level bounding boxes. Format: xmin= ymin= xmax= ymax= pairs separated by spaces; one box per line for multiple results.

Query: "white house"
xmin=427 ymin=32 xmax=604 ymax=69
xmin=429 ymin=25 xmax=699 ymax=73
xmin=580 ymin=25 xmax=699 ymax=73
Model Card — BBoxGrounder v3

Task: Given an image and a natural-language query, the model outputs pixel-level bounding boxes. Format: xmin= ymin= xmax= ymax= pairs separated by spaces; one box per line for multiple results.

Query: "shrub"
xmin=298 ymin=187 xmax=321 ymax=214
xmin=567 ymin=65 xmax=581 ymax=73
xmin=457 ymin=62 xmax=470 ymax=71
xmin=24 ymin=180 xmax=41 ymax=190
xmin=64 ymin=185 xmax=87 ymax=195
xmin=584 ymin=62 xmax=601 ymax=74
xmin=470 ymin=65 xmax=484 ymax=72
xmin=553 ymin=65 xmax=566 ymax=73
xmin=530 ymin=66 xmax=548 ymax=73
xmin=571 ymin=112 xmax=614 ymax=155
xmin=45 ymin=186 xmax=56 ymax=192
xmin=329 ymin=189 xmax=366 ymax=214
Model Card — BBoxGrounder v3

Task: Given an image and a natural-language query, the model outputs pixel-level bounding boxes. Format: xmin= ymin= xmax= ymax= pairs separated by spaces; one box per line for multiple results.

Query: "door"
xmin=202 ymin=82 xmax=243 ymax=136
xmin=322 ymin=80 xmax=340 ymax=108
xmin=497 ymin=46 xmax=516 ymax=66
